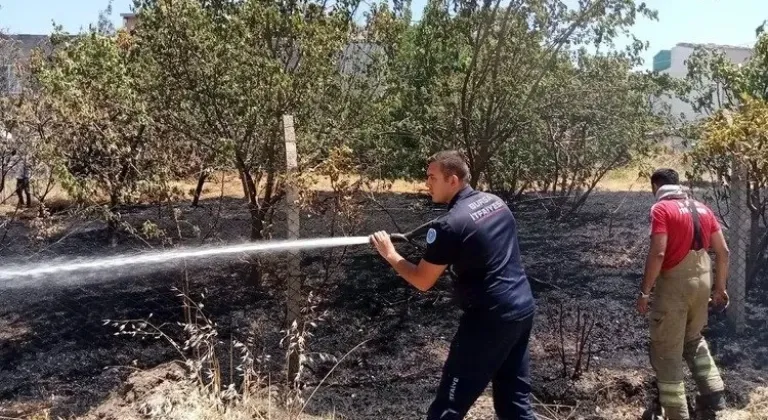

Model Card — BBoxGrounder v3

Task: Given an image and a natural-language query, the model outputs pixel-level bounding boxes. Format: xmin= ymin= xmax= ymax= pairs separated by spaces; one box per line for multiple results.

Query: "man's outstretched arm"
xmin=370 ymin=230 xmax=447 ymax=291
xmin=384 ymin=254 xmax=447 ymax=292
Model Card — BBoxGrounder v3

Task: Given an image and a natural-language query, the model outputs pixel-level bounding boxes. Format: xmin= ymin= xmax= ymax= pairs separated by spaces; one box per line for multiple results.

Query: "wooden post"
xmin=283 ymin=114 xmax=303 ymax=382
xmin=727 ymin=158 xmax=747 ymax=334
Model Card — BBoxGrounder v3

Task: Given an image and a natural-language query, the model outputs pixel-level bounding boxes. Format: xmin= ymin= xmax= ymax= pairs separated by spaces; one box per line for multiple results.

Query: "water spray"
xmin=0 ymin=219 xmax=435 ymax=289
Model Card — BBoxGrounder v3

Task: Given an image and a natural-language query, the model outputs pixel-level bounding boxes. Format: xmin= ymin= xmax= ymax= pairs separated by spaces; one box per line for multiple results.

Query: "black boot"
xmin=642 ymin=399 xmax=666 ymax=420
xmin=694 ymin=391 xmax=726 ymax=419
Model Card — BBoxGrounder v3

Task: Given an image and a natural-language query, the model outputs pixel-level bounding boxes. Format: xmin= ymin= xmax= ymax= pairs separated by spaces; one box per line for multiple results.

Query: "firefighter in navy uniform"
xmin=369 ymin=150 xmax=536 ymax=420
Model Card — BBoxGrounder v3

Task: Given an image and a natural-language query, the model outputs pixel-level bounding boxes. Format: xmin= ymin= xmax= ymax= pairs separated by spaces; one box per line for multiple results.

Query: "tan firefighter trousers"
xmin=650 ymin=249 xmax=725 ymax=420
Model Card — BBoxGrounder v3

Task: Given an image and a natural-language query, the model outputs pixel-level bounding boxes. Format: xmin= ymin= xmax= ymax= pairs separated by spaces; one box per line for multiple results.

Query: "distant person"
xmin=10 ymin=149 xmax=31 ymax=208
xmin=369 ymin=150 xmax=536 ymax=420
xmin=638 ymin=168 xmax=729 ymax=420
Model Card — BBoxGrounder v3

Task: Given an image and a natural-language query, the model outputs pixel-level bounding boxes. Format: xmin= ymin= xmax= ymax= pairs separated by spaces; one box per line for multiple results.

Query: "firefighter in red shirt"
xmin=639 ymin=168 xmax=730 ymax=420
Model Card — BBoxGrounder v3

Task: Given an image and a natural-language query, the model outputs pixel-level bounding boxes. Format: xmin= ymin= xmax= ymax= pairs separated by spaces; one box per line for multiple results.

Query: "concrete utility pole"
xmin=727 ymin=158 xmax=747 ymax=334
xmin=283 ymin=114 xmax=303 ymax=382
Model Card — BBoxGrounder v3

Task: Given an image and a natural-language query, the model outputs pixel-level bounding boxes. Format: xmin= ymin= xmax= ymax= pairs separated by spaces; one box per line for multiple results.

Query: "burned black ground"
xmin=1 ymin=190 xmax=767 ymax=419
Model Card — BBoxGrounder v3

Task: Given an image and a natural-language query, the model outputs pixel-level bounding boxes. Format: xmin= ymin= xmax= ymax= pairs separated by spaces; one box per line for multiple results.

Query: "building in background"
xmin=650 ymin=42 xmax=753 ymax=150
xmin=121 ymin=13 xmax=137 ymax=32
xmin=0 ymin=34 xmax=50 ymax=96
xmin=652 ymin=42 xmax=753 ymax=123
xmin=0 ymin=12 xmax=140 ymax=96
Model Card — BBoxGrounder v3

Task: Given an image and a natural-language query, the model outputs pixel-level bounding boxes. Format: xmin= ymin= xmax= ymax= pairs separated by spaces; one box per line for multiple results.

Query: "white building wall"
xmin=659 ymin=44 xmax=751 ymax=123
xmin=651 ymin=43 xmax=753 ymax=150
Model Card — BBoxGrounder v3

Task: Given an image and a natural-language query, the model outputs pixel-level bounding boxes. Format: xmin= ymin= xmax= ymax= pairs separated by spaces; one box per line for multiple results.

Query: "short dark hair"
xmin=428 ymin=150 xmax=471 ymax=183
xmin=651 ymin=168 xmax=679 ymax=186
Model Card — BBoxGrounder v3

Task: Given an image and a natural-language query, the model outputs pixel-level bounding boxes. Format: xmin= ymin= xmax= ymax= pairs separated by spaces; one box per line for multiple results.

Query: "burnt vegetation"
xmin=1 ymin=0 xmax=768 ymax=419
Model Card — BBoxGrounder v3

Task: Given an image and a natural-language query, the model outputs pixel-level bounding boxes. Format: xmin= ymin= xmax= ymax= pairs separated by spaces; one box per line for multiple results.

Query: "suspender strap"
xmin=686 ymin=199 xmax=704 ymax=250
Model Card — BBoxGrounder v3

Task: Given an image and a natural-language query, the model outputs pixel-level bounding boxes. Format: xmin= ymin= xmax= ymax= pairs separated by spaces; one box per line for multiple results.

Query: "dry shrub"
xmin=542 ymin=300 xmax=598 ymax=380
xmin=296 ymin=146 xmax=393 ymax=284
xmin=742 ymin=387 xmax=768 ymax=420
xmin=133 ymin=384 xmax=336 ymax=420
xmin=101 ymin=277 xmax=335 ymax=420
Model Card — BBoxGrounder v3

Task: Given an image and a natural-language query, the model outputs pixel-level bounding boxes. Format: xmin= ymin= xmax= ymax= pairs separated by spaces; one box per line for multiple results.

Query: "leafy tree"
xmin=685 ymin=33 xmax=768 ymax=291
xmin=693 ymin=97 xmax=768 ymax=178
xmin=0 ymin=78 xmax=63 ymax=216
xmin=306 ymin=2 xmax=410 ymax=178
xmin=684 ymin=36 xmax=768 ymax=118
xmin=31 ymin=19 xmax=171 ymax=244
xmin=133 ymin=0 xmax=400 ymax=282
xmin=492 ymin=49 xmax=675 ymax=215
xmin=0 ymin=37 xmax=28 ymax=202
xmin=757 ymin=19 xmax=767 ymax=37
xmin=386 ymin=0 xmax=661 ymax=187
xmin=690 ymin=95 xmax=768 ymax=334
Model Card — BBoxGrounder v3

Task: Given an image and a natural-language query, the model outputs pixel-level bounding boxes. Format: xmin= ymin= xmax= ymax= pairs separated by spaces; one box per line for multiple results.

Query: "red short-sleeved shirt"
xmin=650 ymin=199 xmax=721 ymax=270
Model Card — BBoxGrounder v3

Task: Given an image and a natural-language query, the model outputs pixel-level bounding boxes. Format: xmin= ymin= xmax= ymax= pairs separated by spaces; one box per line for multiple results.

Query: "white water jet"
xmin=0 ymin=236 xmax=371 ymax=289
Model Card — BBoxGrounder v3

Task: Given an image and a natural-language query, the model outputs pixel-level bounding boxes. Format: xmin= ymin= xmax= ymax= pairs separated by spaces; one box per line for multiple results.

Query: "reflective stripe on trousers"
xmin=650 ymin=249 xmax=725 ymax=420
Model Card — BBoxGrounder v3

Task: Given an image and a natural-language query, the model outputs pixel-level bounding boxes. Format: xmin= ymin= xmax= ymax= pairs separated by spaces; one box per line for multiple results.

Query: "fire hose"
xmin=389 ymin=219 xmax=434 ymax=250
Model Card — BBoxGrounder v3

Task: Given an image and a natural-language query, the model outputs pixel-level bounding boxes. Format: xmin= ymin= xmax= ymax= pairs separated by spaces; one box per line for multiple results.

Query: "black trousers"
xmin=15 ymin=177 xmax=30 ymax=206
xmin=426 ymin=310 xmax=535 ymax=420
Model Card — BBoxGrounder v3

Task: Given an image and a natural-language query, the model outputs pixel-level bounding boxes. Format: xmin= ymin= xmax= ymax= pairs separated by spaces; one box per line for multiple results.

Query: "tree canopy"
xmin=4 ymin=0 xmax=677 ymax=225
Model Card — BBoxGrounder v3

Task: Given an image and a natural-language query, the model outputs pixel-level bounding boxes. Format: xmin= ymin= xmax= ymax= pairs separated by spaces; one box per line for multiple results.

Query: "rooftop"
xmin=0 ymin=34 xmax=51 ymax=56
xmin=675 ymin=42 xmax=753 ymax=51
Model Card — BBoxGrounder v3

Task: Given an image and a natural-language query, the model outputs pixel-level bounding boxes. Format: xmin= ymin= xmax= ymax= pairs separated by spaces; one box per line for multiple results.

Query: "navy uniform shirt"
xmin=422 ymin=186 xmax=534 ymax=321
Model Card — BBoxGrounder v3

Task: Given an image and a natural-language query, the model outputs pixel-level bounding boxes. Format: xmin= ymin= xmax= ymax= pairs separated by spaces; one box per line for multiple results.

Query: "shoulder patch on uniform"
xmin=426 ymin=228 xmax=437 ymax=244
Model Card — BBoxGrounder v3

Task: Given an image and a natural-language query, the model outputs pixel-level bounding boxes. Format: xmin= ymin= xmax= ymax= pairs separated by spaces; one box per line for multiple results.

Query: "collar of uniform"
xmin=448 ymin=185 xmax=474 ymax=209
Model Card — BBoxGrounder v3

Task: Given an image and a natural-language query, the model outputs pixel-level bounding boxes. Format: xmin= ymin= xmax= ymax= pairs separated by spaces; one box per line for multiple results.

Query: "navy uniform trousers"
xmin=426 ymin=310 xmax=536 ymax=420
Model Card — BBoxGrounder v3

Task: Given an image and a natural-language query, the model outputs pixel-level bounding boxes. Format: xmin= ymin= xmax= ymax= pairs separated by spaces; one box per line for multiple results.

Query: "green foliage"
xmin=2 ymin=0 xmax=687 ymax=227
xmin=685 ymin=34 xmax=768 ymax=290
xmin=0 ymin=87 xmax=62 ymax=210
xmin=0 ymin=36 xmax=65 ymax=213
xmin=31 ymin=25 xmax=161 ymax=207
xmin=133 ymin=0 xmax=400 ymax=239
xmin=377 ymin=0 xmax=669 ymax=212
xmin=301 ymin=2 xmax=408 ymax=174
xmin=684 ymin=33 xmax=768 ymax=117
xmin=492 ymin=50 xmax=673 ymax=213
xmin=684 ymin=33 xmax=768 ymax=184
xmin=135 ymin=0 xmax=362 ymax=164
xmin=692 ymin=96 xmax=768 ymax=181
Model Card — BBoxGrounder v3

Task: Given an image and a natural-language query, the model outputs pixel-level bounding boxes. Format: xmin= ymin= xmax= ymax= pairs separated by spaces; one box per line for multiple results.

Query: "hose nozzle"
xmin=390 ymin=233 xmax=409 ymax=242
xmin=389 ymin=219 xmax=434 ymax=244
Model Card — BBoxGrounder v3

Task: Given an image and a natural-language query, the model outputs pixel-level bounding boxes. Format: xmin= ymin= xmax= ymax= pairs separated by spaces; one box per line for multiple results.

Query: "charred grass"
xmin=0 ymin=188 xmax=767 ymax=420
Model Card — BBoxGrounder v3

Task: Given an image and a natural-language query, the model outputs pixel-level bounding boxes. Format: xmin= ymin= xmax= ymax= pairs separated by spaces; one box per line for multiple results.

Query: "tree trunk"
xmin=108 ymin=192 xmax=119 ymax=248
xmin=240 ymin=169 xmax=249 ymax=202
xmin=485 ymin=168 xmax=497 ymax=193
xmin=192 ymin=167 xmax=208 ymax=207
xmin=469 ymin=160 xmax=485 ymax=189
xmin=240 ymin=167 xmax=264 ymax=286
xmin=468 ymin=165 xmax=480 ymax=189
